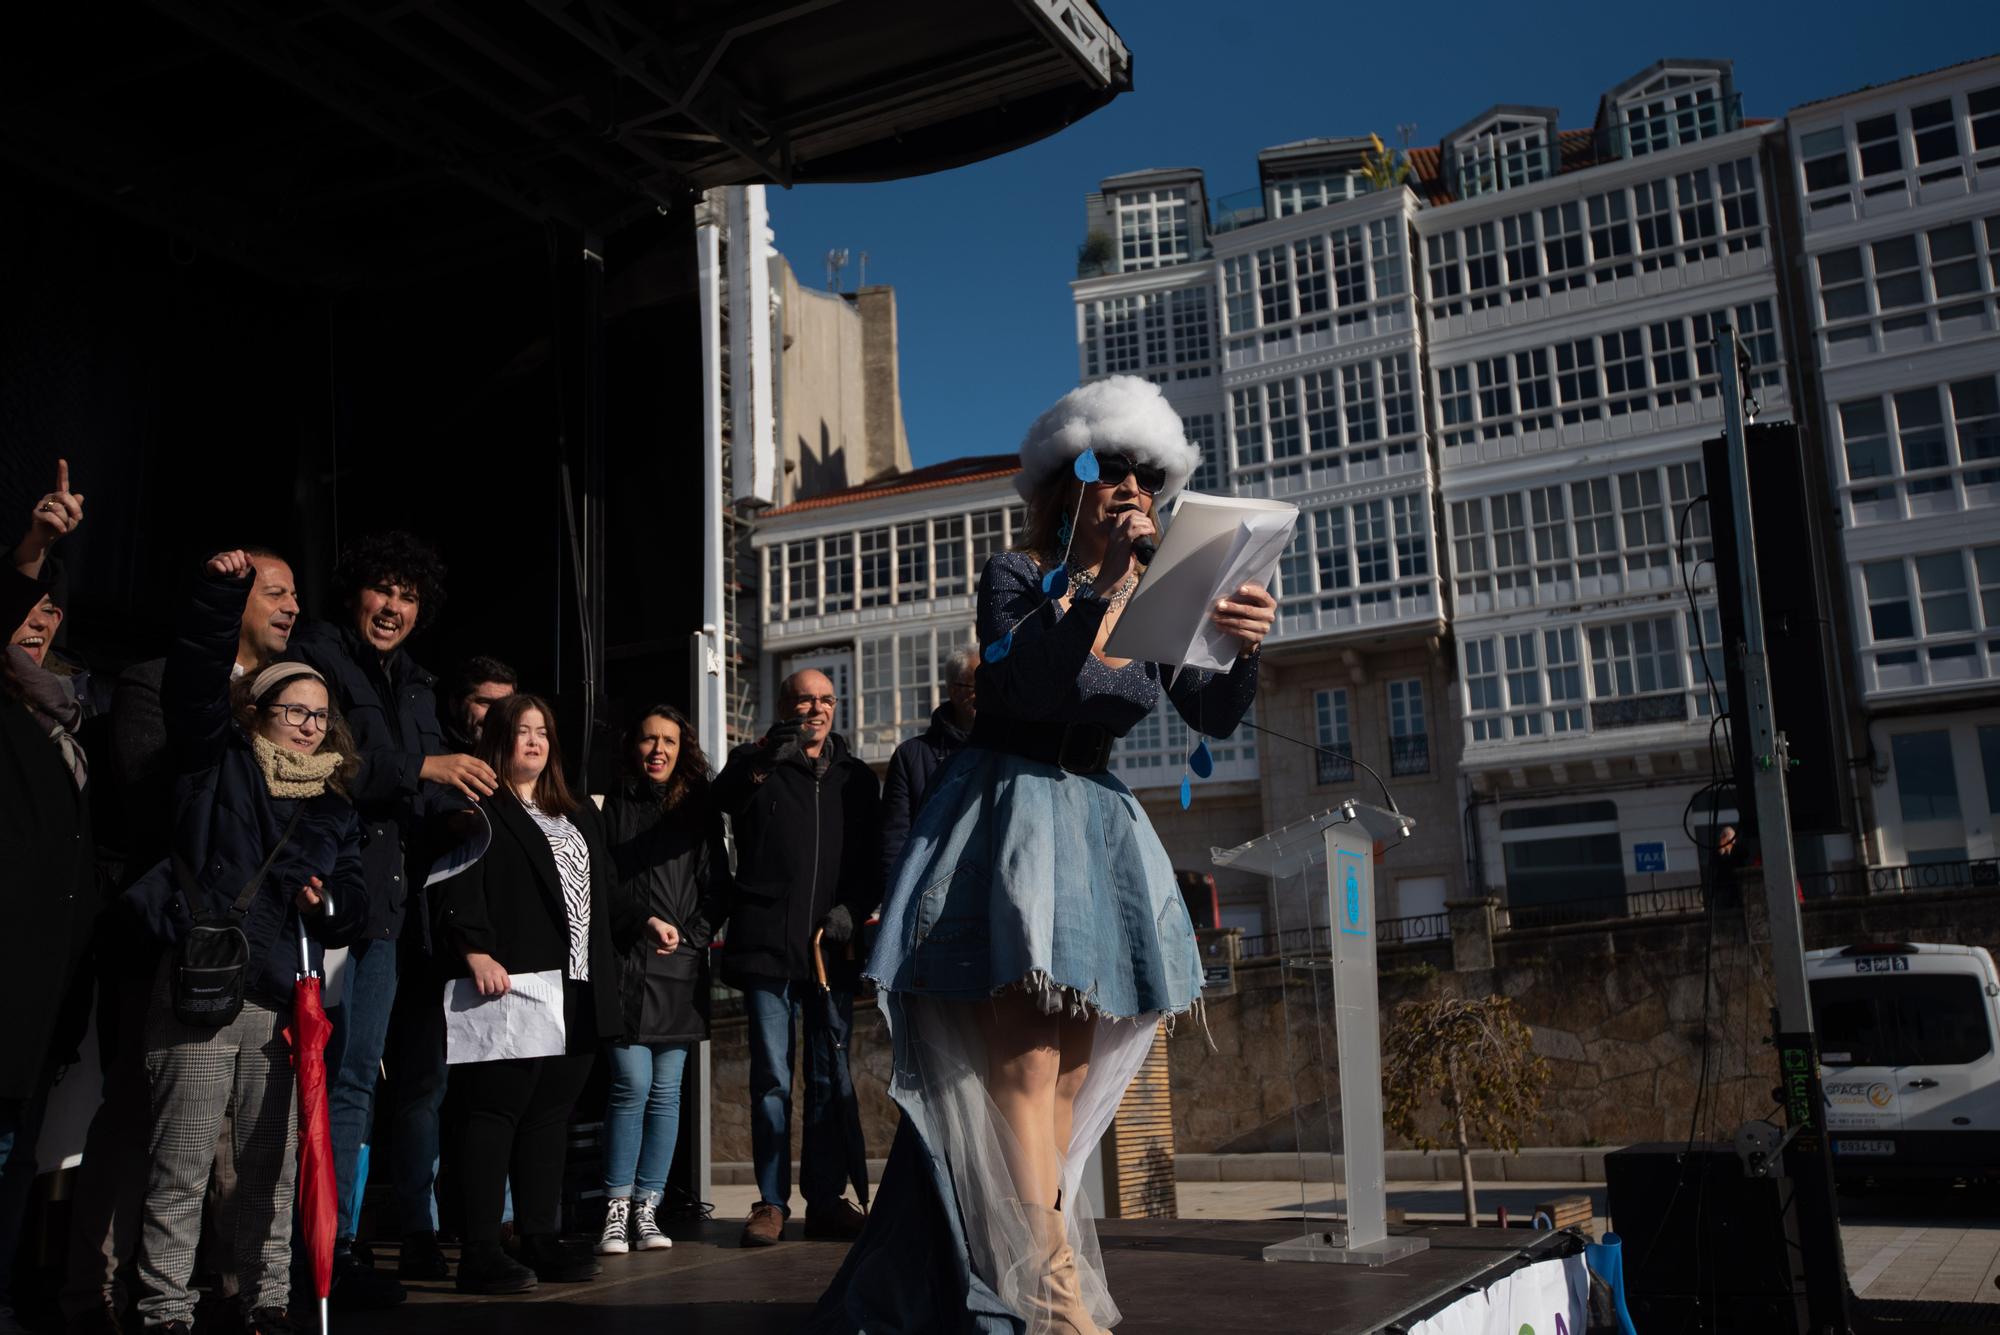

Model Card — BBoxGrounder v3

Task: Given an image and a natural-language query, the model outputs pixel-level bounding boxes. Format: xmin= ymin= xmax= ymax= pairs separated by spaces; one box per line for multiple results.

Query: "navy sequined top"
xmin=973 ymin=551 xmax=1259 ymax=739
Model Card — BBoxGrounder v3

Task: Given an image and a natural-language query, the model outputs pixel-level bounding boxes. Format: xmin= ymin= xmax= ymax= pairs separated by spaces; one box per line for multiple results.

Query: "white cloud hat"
xmin=1015 ymin=375 xmax=1200 ymax=503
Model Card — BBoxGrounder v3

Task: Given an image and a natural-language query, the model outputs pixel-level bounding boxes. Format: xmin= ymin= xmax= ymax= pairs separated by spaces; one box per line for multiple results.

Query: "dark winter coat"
xmin=879 ymin=704 xmax=970 ymax=885
xmin=120 ymin=570 xmax=370 ymax=1006
xmin=602 ymin=780 xmax=730 ymax=1044
xmin=711 ymin=731 xmax=881 ymax=988
xmin=436 ymin=791 xmax=624 ymax=1045
xmin=0 ymin=688 xmax=102 ymax=1099
xmin=290 ymin=618 xmax=447 ymax=945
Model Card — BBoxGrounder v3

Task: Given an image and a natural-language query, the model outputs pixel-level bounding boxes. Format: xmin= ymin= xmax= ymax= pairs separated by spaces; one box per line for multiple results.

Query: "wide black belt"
xmin=969 ymin=714 xmax=1115 ymax=776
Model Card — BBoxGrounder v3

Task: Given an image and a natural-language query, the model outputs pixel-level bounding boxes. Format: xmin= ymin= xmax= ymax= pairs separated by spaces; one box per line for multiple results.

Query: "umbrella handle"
xmin=812 ymin=927 xmax=828 ymax=992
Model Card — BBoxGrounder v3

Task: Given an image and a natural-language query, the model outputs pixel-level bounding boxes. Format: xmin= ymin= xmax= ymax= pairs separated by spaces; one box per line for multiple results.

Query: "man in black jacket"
xmin=712 ymin=668 xmax=881 ymax=1248
xmin=879 ymin=646 xmax=978 ymax=886
xmin=290 ymin=532 xmax=495 ymax=1307
xmin=60 ymin=548 xmax=298 ymax=1333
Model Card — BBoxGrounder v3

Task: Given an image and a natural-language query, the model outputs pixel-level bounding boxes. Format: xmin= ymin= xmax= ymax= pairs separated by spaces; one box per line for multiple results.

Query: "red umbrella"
xmin=289 ymin=922 xmax=337 ymax=1335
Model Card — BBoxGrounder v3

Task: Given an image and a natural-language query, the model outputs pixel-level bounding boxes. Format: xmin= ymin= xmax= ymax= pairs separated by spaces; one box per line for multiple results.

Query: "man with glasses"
xmin=712 ymin=668 xmax=882 ymax=1247
xmin=880 ymin=647 xmax=978 ymax=888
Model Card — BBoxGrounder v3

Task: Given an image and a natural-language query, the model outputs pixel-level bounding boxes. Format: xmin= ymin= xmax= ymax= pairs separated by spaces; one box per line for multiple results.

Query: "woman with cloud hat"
xmin=809 ymin=376 xmax=1276 ymax=1334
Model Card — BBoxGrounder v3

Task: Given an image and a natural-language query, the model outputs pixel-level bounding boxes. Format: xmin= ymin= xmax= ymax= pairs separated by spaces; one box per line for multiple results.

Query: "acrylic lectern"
xmin=1211 ymin=800 xmax=1429 ymax=1266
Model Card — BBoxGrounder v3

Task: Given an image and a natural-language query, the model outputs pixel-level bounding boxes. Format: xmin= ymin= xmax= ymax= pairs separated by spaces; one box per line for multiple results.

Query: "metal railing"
xmin=1236 ymin=912 xmax=1450 ymax=961
xmin=1498 ymin=882 xmax=1705 ymax=931
xmin=1389 ymin=733 xmax=1429 ymax=776
xmin=1799 ymin=857 xmax=2000 ymax=901
xmin=1315 ymin=750 xmax=1354 ymax=784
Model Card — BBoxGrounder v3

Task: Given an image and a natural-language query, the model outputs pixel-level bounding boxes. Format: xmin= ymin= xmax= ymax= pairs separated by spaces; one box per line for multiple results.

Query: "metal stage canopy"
xmin=1 ymin=0 xmax=1131 ymax=285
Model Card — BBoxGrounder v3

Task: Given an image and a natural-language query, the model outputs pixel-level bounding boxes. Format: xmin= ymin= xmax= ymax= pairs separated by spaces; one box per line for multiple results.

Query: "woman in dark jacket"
xmin=593 ymin=706 xmax=729 ymax=1256
xmin=125 ymin=552 xmax=371 ymax=1335
xmin=437 ymin=693 xmax=621 ymax=1296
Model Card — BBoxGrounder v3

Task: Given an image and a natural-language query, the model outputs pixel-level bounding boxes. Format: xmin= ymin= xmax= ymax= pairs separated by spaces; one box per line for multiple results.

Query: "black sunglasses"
xmin=1090 ymin=454 xmax=1167 ymax=496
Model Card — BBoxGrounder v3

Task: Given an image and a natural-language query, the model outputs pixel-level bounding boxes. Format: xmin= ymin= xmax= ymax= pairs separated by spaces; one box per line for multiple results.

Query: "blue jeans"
xmin=743 ymin=978 xmax=853 ymax=1214
xmin=326 ymin=937 xmax=399 ymax=1248
xmin=602 ymin=1042 xmax=691 ymax=1205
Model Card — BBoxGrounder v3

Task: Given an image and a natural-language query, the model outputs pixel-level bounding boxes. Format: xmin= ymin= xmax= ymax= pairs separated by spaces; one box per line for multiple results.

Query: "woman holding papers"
xmin=437 ymin=693 xmax=624 ymax=1295
xmin=810 ymin=376 xmax=1276 ymax=1335
xmin=124 ymin=552 xmax=369 ymax=1335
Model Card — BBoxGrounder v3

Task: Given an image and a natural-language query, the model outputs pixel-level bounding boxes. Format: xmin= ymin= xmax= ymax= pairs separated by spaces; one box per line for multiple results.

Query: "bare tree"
xmin=1382 ymin=994 xmax=1550 ymax=1227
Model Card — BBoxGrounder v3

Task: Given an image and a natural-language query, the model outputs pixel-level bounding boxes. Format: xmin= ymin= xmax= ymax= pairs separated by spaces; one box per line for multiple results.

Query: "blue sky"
xmin=768 ymin=1 xmax=1997 ymax=469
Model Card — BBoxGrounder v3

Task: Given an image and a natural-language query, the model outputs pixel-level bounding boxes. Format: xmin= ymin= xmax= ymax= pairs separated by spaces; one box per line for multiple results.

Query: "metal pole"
xmin=1718 ymin=324 xmax=1852 ymax=1333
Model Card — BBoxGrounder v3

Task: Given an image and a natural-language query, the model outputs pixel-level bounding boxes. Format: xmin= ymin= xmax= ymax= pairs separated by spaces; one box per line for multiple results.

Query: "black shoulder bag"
xmin=169 ymin=806 xmax=303 ymax=1028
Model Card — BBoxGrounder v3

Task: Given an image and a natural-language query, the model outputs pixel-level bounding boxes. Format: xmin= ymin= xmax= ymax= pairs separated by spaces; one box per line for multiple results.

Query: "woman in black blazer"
xmin=438 ymin=693 xmax=622 ymax=1295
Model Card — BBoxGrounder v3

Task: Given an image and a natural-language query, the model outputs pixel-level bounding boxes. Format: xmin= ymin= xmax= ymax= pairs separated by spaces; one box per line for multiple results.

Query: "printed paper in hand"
xmin=1101 ymin=492 xmax=1299 ymax=672
xmin=443 ymin=969 xmax=566 ymax=1065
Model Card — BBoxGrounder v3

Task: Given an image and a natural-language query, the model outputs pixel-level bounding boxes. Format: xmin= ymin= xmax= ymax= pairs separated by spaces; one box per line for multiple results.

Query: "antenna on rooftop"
xmin=858 ymin=251 xmax=869 ymax=287
xmin=825 ymin=248 xmax=849 ymax=291
xmin=1396 ymin=123 xmax=1417 ymax=149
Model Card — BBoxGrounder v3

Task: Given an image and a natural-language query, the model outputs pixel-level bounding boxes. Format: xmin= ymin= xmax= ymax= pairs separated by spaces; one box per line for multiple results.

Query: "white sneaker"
xmin=596 ymin=1196 xmax=631 ymax=1255
xmin=632 ymin=1199 xmax=673 ymax=1251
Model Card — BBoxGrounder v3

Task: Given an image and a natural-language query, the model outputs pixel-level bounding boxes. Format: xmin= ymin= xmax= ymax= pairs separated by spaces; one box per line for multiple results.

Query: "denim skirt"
xmin=866 ymin=745 xmax=1203 ymax=1022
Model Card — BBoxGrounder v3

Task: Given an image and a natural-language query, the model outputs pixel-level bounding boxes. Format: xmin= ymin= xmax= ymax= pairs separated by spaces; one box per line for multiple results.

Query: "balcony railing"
xmin=1799 ymin=857 xmax=2000 ymax=901
xmin=1590 ymin=693 xmax=1688 ymax=731
xmin=1498 ymin=882 xmax=1705 ymax=931
xmin=1389 ymin=733 xmax=1429 ymax=776
xmin=1237 ymin=912 xmax=1450 ymax=960
xmin=1316 ymin=751 xmax=1353 ymax=785
xmin=1608 ymin=91 xmax=1745 ymax=159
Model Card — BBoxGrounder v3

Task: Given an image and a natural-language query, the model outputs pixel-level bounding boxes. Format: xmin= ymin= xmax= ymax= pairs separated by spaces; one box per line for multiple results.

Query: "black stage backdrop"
xmin=1 ymin=178 xmax=706 ymax=789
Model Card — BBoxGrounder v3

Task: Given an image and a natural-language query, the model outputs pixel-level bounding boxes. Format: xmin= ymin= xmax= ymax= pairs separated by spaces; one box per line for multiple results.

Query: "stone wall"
xmin=707 ymin=884 xmax=2000 ymax=1165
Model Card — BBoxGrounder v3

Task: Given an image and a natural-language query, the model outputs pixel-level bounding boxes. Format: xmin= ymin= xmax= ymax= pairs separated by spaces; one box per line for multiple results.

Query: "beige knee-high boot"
xmin=1020 ymin=1203 xmax=1109 ymax=1335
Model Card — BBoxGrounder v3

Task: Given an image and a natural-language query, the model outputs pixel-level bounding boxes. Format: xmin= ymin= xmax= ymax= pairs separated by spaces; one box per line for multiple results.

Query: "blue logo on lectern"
xmin=1336 ymin=849 xmax=1368 ymax=938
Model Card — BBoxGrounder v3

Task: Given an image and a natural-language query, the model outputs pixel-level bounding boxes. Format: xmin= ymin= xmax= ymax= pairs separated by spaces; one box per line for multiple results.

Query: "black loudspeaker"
xmin=1701 ymin=423 xmax=1846 ymax=834
xmin=1606 ymin=1144 xmax=1808 ymax=1334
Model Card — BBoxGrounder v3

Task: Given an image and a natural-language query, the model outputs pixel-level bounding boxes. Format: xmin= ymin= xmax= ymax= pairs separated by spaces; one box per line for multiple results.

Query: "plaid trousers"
xmin=137 ymin=972 xmax=297 ymax=1326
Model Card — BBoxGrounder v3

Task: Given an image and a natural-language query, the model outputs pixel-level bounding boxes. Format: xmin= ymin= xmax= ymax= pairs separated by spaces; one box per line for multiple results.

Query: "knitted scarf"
xmin=251 ymin=732 xmax=344 ymax=799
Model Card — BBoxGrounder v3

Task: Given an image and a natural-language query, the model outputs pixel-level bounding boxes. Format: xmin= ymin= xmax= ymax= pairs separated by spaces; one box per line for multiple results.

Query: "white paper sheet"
xmin=1101 ymin=492 xmax=1299 ymax=671
xmin=443 ymin=969 xmax=567 ymax=1065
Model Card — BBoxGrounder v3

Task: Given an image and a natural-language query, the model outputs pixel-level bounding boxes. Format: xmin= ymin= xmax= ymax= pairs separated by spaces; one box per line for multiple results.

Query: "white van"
xmin=1805 ymin=942 xmax=2000 ymax=1181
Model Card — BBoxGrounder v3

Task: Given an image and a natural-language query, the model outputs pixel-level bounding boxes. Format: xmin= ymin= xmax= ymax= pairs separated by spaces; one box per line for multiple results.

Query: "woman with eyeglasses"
xmin=123 ymin=551 xmax=371 ymax=1335
xmin=810 ymin=376 xmax=1276 ymax=1334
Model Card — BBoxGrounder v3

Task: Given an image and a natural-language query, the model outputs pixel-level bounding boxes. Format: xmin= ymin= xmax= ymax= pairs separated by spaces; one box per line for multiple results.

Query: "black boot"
xmin=453 ymin=1243 xmax=537 ymax=1296
xmin=517 ymin=1234 xmax=600 ymax=1284
xmin=397 ymin=1231 xmax=451 ymax=1281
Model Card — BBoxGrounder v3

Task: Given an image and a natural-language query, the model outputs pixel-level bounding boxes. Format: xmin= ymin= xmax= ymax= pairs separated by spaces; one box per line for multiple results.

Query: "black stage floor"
xmin=353 ymin=1219 xmax=1567 ymax=1335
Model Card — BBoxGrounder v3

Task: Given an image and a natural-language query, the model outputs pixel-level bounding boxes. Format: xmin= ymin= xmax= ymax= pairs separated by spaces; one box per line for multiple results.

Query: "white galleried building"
xmin=1786 ymin=56 xmax=2000 ymax=870
xmin=1419 ymin=59 xmax=1787 ymax=916
xmin=739 ymin=53 xmax=2000 ymax=945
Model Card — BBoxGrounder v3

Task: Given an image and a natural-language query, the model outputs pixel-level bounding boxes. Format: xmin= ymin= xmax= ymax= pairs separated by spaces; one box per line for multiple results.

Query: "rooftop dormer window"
xmin=1267 ymin=172 xmax=1364 ymax=218
xmin=1612 ymin=68 xmax=1740 ymax=157
xmin=1444 ymin=110 xmax=1556 ymax=200
xmin=1115 ymin=187 xmax=1191 ymax=270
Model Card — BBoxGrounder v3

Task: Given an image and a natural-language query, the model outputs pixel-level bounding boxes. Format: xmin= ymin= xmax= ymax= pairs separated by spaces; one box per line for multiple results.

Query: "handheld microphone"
xmin=1111 ymin=501 xmax=1158 ymax=565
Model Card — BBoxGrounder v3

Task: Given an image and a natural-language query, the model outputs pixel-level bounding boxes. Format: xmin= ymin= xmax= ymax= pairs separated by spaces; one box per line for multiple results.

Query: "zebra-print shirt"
xmin=523 ymin=801 xmax=591 ymax=981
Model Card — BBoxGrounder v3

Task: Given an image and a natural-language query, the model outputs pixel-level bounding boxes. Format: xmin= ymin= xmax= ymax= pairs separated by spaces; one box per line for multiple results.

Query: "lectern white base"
xmin=1262 ymin=1231 xmax=1431 ymax=1266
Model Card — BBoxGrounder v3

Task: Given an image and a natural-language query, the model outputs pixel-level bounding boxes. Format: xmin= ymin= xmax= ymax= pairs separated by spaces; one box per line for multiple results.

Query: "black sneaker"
xmin=328 ymin=1259 xmax=406 ymax=1310
xmin=517 ymin=1235 xmax=600 ymax=1284
xmin=396 ymin=1231 xmax=451 ymax=1281
xmin=454 ymin=1243 xmax=537 ymax=1297
xmin=245 ymin=1308 xmax=296 ymax=1335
